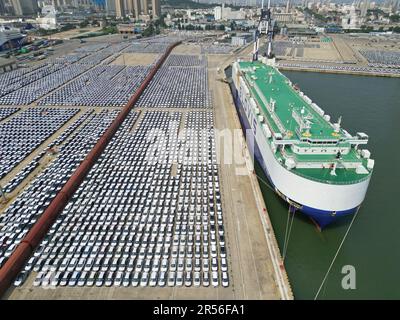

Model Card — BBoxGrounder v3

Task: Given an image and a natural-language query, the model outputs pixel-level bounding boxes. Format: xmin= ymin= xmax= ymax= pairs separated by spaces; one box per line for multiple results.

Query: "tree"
xmin=60 ymin=24 xmax=75 ymax=32
xmin=79 ymin=20 xmax=89 ymax=28
xmin=143 ymin=23 xmax=155 ymax=37
xmin=393 ymin=26 xmax=400 ymax=33
xmin=390 ymin=14 xmax=400 ymax=23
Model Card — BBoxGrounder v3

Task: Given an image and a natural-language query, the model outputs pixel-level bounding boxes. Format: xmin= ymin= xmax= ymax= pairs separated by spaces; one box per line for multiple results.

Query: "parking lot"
xmin=38 ymin=65 xmax=151 ymax=107
xmin=1 ymin=38 xmax=287 ymax=299
xmin=0 ymin=108 xmax=79 ymax=179
xmin=277 ymin=61 xmax=400 ymax=76
xmin=136 ymin=54 xmax=211 ymax=109
xmin=6 ymin=110 xmax=229 ymax=290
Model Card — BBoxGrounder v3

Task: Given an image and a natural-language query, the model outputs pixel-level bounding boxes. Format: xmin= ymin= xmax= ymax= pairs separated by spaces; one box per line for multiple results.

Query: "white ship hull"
xmin=230 ymin=63 xmax=371 ymax=228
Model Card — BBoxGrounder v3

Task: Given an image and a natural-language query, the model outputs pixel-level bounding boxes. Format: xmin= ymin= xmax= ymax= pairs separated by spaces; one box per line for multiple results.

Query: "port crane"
xmin=252 ymin=0 xmax=275 ymax=62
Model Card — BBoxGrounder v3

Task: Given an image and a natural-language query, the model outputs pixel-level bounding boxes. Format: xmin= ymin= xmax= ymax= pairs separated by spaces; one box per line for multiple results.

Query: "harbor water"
xmin=256 ymin=70 xmax=400 ymax=299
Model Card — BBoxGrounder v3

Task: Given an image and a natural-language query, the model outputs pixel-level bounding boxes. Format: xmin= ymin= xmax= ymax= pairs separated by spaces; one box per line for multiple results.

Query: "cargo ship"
xmin=229 ymin=2 xmax=374 ymax=229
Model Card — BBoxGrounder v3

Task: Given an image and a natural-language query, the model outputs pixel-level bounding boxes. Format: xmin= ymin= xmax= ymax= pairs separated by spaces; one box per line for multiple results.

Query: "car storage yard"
xmin=0 ymin=36 xmax=291 ymax=300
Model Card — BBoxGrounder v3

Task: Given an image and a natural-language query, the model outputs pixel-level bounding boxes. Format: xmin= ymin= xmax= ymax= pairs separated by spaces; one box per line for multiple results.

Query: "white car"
xmin=211 ymin=257 xmax=218 ymax=272
xmin=122 ymin=273 xmax=131 ymax=287
xmin=50 ymin=271 xmax=62 ymax=287
xmin=60 ymin=272 xmax=70 ymax=286
xmin=149 ymin=271 xmax=158 ymax=287
xmin=158 ymin=271 xmax=166 ymax=287
xmin=105 ymin=271 xmax=114 ymax=287
xmin=185 ymin=271 xmax=192 ymax=287
xmin=177 ymin=258 xmax=184 ymax=272
xmin=114 ymin=271 xmax=123 ymax=287
xmin=84 ymin=258 xmax=94 ymax=272
xmin=169 ymin=258 xmax=177 ymax=272
xmin=203 ymin=271 xmax=210 ymax=287
xmin=42 ymin=271 xmax=53 ymax=287
xmin=185 ymin=258 xmax=193 ymax=272
xmin=132 ymin=272 xmax=140 ymax=287
xmin=67 ymin=258 xmax=78 ymax=272
xmin=14 ymin=271 xmax=27 ymax=287
xmin=160 ymin=258 xmax=168 ymax=272
xmin=176 ymin=271 xmax=184 ymax=286
xmin=222 ymin=272 xmax=229 ymax=287
xmin=167 ymin=271 xmax=176 ymax=287
xmin=24 ymin=257 xmax=36 ymax=272
xmin=77 ymin=271 xmax=88 ymax=287
xmin=140 ymin=272 xmax=149 ymax=287
xmin=193 ymin=272 xmax=201 ymax=287
xmin=96 ymin=272 xmax=105 ymax=287
xmin=212 ymin=271 xmax=219 ymax=287
xmin=210 ymin=244 xmax=217 ymax=258
xmin=221 ymin=258 xmax=228 ymax=272
xmin=68 ymin=271 xmax=80 ymax=287
xmin=86 ymin=271 xmax=96 ymax=287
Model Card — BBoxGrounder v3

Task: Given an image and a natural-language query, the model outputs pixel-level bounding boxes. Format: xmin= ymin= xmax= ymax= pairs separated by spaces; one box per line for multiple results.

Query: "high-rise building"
xmin=141 ymin=0 xmax=148 ymax=14
xmin=0 ymin=0 xmax=7 ymax=15
xmin=105 ymin=0 xmax=115 ymax=14
xmin=93 ymin=0 xmax=106 ymax=8
xmin=360 ymin=0 xmax=369 ymax=17
xmin=214 ymin=6 xmax=222 ymax=20
xmin=133 ymin=0 xmax=140 ymax=19
xmin=11 ymin=0 xmax=38 ymax=16
xmin=126 ymin=0 xmax=132 ymax=14
xmin=286 ymin=0 xmax=291 ymax=13
xmin=115 ymin=0 xmax=125 ymax=17
xmin=151 ymin=0 xmax=160 ymax=18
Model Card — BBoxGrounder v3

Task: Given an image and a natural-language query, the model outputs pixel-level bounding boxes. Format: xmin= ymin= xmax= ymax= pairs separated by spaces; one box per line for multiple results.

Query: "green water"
xmin=256 ymin=71 xmax=400 ymax=299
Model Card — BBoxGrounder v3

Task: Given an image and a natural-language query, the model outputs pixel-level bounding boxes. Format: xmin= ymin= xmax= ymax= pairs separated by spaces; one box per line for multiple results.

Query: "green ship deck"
xmin=240 ymin=61 xmax=342 ymax=140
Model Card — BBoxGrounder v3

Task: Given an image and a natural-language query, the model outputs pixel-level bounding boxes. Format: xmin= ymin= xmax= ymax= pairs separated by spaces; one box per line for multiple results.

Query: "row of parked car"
xmin=38 ymin=65 xmax=150 ymax=108
xmin=0 ymin=108 xmax=78 ymax=180
xmin=0 ymin=110 xmax=119 ymax=267
xmin=137 ymin=62 xmax=211 ymax=109
xmin=277 ymin=62 xmax=400 ymax=75
xmin=359 ymin=49 xmax=400 ymax=68
xmin=0 ymin=107 xmax=19 ymax=122
xmin=15 ymin=268 xmax=228 ymax=288
xmin=0 ymin=41 xmax=134 ymax=106
xmin=0 ymin=64 xmax=64 ymax=99
xmin=163 ymin=54 xmax=206 ymax=68
xmin=0 ymin=64 xmax=92 ymax=105
xmin=123 ymin=42 xmax=171 ymax=54
xmin=11 ymin=110 xmax=229 ymax=288
xmin=2 ymin=109 xmax=94 ymax=194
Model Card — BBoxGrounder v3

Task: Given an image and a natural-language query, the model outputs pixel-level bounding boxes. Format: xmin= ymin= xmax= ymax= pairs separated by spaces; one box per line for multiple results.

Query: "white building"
xmin=341 ymin=4 xmax=361 ymax=29
xmin=36 ymin=5 xmax=57 ymax=30
xmin=231 ymin=35 xmax=246 ymax=46
xmin=214 ymin=6 xmax=222 ymax=21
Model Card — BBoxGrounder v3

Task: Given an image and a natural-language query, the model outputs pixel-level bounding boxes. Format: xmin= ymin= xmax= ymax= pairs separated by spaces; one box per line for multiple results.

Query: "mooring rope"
xmin=283 ymin=206 xmax=296 ymax=261
xmin=314 ymin=207 xmax=360 ymax=300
